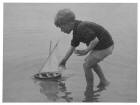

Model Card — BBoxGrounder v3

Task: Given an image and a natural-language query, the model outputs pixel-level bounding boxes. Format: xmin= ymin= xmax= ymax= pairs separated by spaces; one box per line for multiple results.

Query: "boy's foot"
xmin=58 ymin=65 xmax=66 ymax=71
xmin=96 ymin=81 xmax=110 ymax=92
xmin=97 ymin=80 xmax=110 ymax=88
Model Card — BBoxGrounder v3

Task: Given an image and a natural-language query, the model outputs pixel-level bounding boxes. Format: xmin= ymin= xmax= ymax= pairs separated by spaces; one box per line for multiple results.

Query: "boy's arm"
xmin=59 ymin=46 xmax=75 ymax=66
xmin=74 ymin=37 xmax=99 ymax=56
xmin=85 ymin=37 xmax=99 ymax=52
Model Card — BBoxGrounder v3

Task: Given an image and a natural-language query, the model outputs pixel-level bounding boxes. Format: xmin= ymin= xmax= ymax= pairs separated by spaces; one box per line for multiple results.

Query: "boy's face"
xmin=59 ymin=22 xmax=73 ymax=34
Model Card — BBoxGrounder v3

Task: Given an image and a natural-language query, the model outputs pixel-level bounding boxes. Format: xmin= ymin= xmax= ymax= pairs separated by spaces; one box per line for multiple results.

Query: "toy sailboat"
xmin=41 ymin=41 xmax=59 ymax=72
xmin=34 ymin=40 xmax=61 ymax=80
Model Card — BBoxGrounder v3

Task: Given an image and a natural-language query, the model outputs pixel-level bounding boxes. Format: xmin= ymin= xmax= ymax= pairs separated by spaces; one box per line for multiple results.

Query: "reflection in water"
xmin=83 ymin=85 xmax=100 ymax=102
xmin=33 ymin=79 xmax=73 ymax=102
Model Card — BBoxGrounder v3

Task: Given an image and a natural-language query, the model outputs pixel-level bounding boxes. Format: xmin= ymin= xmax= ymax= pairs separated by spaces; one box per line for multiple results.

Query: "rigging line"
xmin=49 ymin=40 xmax=52 ymax=56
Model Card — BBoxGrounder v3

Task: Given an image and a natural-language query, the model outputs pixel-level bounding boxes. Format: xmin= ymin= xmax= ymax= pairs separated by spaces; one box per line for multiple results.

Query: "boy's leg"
xmin=92 ymin=64 xmax=110 ymax=89
xmin=92 ymin=64 xmax=106 ymax=82
xmin=83 ymin=45 xmax=114 ymax=91
xmin=83 ymin=56 xmax=100 ymax=90
xmin=85 ymin=50 xmax=110 ymax=91
xmin=83 ymin=63 xmax=94 ymax=87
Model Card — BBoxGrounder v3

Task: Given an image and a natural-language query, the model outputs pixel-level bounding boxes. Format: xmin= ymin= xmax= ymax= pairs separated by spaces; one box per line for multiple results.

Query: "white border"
xmin=1 ymin=0 xmax=139 ymax=105
xmin=0 ymin=0 xmax=3 ymax=104
xmin=1 ymin=0 xmax=140 ymax=3
xmin=2 ymin=0 xmax=138 ymax=3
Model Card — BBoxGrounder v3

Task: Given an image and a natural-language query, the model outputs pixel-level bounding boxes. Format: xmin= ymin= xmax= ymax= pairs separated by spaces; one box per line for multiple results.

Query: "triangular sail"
xmin=40 ymin=41 xmax=59 ymax=73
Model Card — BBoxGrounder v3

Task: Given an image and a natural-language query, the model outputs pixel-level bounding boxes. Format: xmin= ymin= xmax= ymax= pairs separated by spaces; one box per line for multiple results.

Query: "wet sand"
xmin=3 ymin=3 xmax=137 ymax=102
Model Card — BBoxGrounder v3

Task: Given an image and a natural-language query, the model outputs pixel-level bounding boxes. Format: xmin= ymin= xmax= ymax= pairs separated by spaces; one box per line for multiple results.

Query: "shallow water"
xmin=3 ymin=3 xmax=137 ymax=102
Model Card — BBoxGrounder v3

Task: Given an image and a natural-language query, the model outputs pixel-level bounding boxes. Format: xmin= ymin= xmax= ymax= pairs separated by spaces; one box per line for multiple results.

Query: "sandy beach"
xmin=3 ymin=3 xmax=137 ymax=102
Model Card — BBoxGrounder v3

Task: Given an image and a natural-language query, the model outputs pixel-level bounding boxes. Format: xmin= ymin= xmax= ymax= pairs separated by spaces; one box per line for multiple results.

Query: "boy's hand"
xmin=58 ymin=60 xmax=66 ymax=70
xmin=58 ymin=64 xmax=66 ymax=70
xmin=74 ymin=49 xmax=88 ymax=56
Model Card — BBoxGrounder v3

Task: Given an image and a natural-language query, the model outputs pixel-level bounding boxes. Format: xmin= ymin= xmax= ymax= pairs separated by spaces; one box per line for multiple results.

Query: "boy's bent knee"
xmin=83 ymin=62 xmax=93 ymax=70
xmin=83 ymin=62 xmax=99 ymax=70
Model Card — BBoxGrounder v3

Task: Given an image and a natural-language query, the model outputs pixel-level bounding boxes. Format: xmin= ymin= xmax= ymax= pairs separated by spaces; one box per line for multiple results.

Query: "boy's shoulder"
xmin=77 ymin=20 xmax=105 ymax=32
xmin=76 ymin=21 xmax=96 ymax=32
xmin=77 ymin=21 xmax=98 ymax=29
xmin=77 ymin=21 xmax=88 ymax=30
xmin=78 ymin=21 xmax=89 ymax=27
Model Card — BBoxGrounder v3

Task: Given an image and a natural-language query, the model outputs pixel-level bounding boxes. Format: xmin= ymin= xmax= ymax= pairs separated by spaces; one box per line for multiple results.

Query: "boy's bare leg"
xmin=84 ymin=52 xmax=110 ymax=92
xmin=92 ymin=64 xmax=110 ymax=89
xmin=83 ymin=63 xmax=94 ymax=87
xmin=83 ymin=56 xmax=100 ymax=91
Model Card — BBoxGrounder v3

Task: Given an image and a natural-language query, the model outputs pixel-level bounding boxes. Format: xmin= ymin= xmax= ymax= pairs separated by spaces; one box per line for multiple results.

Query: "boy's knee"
xmin=83 ymin=62 xmax=98 ymax=70
xmin=83 ymin=62 xmax=92 ymax=70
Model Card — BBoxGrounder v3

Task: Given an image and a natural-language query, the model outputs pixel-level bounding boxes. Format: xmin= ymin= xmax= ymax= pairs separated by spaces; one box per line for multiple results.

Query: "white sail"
xmin=41 ymin=41 xmax=59 ymax=73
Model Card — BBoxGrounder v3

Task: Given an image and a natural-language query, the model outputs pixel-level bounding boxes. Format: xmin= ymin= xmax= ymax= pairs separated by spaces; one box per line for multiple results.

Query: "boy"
xmin=54 ymin=9 xmax=114 ymax=91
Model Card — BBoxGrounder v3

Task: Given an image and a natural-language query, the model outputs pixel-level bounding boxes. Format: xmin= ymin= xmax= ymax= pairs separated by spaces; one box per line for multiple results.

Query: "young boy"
xmin=54 ymin=9 xmax=114 ymax=91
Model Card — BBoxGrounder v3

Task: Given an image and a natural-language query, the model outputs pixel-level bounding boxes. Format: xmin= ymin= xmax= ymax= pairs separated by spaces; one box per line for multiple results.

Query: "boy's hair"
xmin=54 ymin=9 xmax=75 ymax=27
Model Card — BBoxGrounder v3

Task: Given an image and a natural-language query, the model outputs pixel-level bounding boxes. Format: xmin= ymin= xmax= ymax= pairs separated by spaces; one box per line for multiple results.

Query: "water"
xmin=3 ymin=3 xmax=137 ymax=102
